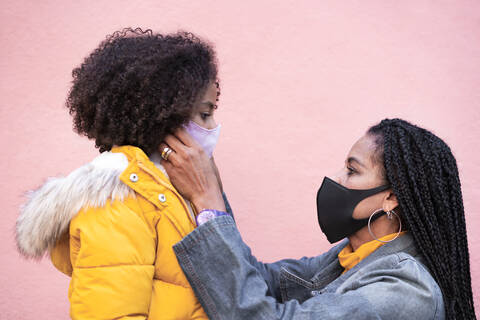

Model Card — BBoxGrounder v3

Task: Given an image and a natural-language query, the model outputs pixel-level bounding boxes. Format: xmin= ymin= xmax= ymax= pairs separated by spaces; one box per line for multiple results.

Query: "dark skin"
xmin=160 ymin=129 xmax=226 ymax=213
xmin=190 ymin=82 xmax=219 ymax=131
xmin=161 ymin=131 xmax=401 ymax=251
xmin=334 ymin=134 xmax=400 ymax=250
xmin=189 ymin=82 xmax=224 ymax=193
xmin=160 ymin=81 xmax=224 ymax=199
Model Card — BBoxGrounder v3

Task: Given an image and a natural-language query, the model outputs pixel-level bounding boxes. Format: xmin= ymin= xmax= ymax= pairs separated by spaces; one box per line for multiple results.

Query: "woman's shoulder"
xmin=347 ymin=241 xmax=445 ymax=319
xmin=355 ymin=236 xmax=443 ymax=297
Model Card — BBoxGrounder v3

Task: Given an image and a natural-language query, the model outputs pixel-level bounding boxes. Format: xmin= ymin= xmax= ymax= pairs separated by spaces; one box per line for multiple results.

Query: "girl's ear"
xmin=382 ymin=190 xmax=399 ymax=212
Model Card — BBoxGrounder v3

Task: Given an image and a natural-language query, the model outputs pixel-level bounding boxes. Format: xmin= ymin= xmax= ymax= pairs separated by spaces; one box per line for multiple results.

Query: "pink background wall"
xmin=1 ymin=1 xmax=479 ymax=317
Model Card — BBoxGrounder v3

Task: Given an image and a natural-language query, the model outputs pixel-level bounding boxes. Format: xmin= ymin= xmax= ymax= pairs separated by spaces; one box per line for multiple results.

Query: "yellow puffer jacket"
xmin=16 ymin=145 xmax=208 ymax=319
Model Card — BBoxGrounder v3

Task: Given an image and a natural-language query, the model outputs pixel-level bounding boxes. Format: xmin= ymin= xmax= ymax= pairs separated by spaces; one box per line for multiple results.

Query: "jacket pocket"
xmin=279 ymin=267 xmax=322 ymax=303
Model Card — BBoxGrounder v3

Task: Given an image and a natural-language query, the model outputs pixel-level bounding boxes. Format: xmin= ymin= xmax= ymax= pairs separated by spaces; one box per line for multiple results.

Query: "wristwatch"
xmin=196 ymin=209 xmax=230 ymax=226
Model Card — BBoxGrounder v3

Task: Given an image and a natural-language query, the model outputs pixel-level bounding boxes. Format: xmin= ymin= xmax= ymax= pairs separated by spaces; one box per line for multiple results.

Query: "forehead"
xmin=348 ymin=134 xmax=378 ymax=167
xmin=194 ymin=83 xmax=218 ymax=112
xmin=202 ymin=82 xmax=218 ymax=102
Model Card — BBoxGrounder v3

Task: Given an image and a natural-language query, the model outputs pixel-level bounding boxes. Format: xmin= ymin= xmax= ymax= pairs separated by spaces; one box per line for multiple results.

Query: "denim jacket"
xmin=173 ymin=216 xmax=445 ymax=319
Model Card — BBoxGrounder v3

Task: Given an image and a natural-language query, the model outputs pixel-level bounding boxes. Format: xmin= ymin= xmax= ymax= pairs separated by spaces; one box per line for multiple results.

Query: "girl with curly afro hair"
xmin=16 ymin=27 xmax=227 ymax=319
xmin=68 ymin=27 xmax=220 ymax=155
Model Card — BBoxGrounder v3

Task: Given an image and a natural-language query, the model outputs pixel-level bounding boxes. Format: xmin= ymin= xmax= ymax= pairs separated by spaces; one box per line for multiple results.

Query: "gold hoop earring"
xmin=367 ymin=209 xmax=402 ymax=243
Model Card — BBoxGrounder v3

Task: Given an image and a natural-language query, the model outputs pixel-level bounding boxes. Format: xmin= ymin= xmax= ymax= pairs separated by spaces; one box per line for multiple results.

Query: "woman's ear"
xmin=382 ymin=190 xmax=399 ymax=212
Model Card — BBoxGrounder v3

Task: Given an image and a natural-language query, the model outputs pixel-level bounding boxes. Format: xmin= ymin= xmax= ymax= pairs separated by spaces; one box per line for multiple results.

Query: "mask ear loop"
xmin=368 ymin=209 xmax=402 ymax=243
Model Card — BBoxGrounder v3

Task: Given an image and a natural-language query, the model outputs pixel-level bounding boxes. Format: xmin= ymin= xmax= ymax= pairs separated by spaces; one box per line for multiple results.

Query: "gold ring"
xmin=161 ymin=147 xmax=172 ymax=161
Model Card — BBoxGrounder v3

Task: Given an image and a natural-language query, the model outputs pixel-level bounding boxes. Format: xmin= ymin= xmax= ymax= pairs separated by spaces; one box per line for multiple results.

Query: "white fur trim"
xmin=16 ymin=152 xmax=134 ymax=259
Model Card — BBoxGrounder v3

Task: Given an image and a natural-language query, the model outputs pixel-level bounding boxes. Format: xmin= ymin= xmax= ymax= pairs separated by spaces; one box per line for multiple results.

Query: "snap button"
xmin=158 ymin=193 xmax=167 ymax=203
xmin=129 ymin=173 xmax=138 ymax=182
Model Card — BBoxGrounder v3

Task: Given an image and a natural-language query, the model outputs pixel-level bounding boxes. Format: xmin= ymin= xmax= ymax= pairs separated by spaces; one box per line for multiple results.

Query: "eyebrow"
xmin=201 ymin=101 xmax=216 ymax=109
xmin=347 ymin=156 xmax=366 ymax=168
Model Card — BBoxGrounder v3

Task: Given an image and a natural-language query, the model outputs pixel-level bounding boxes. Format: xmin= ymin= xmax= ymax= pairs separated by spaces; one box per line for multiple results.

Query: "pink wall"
xmin=1 ymin=1 xmax=479 ymax=317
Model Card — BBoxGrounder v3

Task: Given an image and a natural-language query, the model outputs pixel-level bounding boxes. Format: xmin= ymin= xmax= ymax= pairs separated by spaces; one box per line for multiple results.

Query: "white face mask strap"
xmin=367 ymin=209 xmax=402 ymax=243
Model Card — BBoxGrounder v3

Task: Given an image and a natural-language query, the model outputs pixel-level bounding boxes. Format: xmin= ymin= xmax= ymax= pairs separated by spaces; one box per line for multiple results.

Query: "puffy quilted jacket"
xmin=16 ymin=145 xmax=213 ymax=319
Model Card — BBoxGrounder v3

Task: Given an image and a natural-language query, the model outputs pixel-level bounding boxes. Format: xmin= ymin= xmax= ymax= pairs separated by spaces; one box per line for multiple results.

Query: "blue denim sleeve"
xmin=173 ymin=216 xmax=382 ymax=320
xmin=219 ymin=193 xmax=329 ymax=300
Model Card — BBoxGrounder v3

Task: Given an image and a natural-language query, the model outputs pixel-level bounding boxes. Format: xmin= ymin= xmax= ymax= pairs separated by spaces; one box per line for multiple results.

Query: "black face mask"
xmin=316 ymin=177 xmax=391 ymax=243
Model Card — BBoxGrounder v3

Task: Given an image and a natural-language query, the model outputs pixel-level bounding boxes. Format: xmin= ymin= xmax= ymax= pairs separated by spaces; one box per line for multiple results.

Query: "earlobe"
xmin=382 ymin=190 xmax=399 ymax=212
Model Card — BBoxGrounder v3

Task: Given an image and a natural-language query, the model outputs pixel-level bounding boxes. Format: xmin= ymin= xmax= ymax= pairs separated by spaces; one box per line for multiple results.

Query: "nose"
xmin=206 ymin=117 xmax=217 ymax=130
xmin=331 ymin=169 xmax=344 ymax=185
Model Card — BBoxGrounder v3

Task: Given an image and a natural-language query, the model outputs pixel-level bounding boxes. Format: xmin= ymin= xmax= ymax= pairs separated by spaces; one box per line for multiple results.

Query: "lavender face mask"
xmin=184 ymin=121 xmax=221 ymax=158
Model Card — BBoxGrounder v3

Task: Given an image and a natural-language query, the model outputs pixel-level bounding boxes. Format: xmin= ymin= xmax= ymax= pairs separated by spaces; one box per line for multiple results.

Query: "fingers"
xmin=162 ymin=158 xmax=181 ymax=182
xmin=158 ymin=142 xmax=179 ymax=166
xmin=174 ymin=128 xmax=199 ymax=148
xmin=159 ymin=128 xmax=205 ymax=169
xmin=164 ymin=134 xmax=184 ymax=151
xmin=161 ymin=157 xmax=174 ymax=171
xmin=162 ymin=127 xmax=201 ymax=153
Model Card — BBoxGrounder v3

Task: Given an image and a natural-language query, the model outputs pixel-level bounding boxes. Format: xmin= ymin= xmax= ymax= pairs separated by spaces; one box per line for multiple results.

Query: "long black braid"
xmin=368 ymin=119 xmax=476 ymax=319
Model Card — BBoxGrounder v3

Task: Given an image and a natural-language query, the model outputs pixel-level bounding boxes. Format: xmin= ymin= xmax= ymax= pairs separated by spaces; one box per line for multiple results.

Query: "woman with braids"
xmin=16 ymin=28 xmax=229 ymax=319
xmin=159 ymin=118 xmax=476 ymax=319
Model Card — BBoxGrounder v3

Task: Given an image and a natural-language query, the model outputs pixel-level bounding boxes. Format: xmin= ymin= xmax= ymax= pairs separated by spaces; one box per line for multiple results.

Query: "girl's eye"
xmin=200 ymin=113 xmax=211 ymax=120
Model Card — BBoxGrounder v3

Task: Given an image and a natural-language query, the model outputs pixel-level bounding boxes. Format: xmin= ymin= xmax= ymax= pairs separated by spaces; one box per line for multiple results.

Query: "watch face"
xmin=197 ymin=211 xmax=216 ymax=225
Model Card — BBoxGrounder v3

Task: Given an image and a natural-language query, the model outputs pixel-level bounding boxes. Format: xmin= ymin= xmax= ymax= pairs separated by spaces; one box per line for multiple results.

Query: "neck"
xmin=348 ymin=214 xmax=400 ymax=251
xmin=149 ymin=151 xmax=169 ymax=178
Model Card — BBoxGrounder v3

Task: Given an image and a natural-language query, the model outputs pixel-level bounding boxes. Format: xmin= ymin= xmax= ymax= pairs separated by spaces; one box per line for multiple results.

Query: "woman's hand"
xmin=210 ymin=157 xmax=224 ymax=194
xmin=160 ymin=129 xmax=226 ymax=213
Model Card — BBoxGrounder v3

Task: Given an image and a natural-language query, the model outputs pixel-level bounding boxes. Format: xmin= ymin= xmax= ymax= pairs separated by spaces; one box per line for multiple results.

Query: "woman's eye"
xmin=347 ymin=167 xmax=355 ymax=176
xmin=200 ymin=113 xmax=211 ymax=120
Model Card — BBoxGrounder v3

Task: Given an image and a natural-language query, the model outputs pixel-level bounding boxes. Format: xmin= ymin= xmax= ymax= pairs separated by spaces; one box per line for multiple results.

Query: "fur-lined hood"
xmin=16 ymin=151 xmax=136 ymax=259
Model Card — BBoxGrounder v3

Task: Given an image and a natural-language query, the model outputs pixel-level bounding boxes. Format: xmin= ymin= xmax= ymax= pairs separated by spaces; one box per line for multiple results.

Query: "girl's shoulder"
xmin=16 ymin=151 xmax=134 ymax=260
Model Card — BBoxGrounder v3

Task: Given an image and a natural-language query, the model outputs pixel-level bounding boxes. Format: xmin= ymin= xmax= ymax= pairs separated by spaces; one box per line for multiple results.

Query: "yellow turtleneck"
xmin=338 ymin=232 xmax=406 ymax=273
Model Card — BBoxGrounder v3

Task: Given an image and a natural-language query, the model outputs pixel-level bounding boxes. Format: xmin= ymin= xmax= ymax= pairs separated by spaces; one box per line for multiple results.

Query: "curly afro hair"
xmin=66 ymin=27 xmax=219 ymax=155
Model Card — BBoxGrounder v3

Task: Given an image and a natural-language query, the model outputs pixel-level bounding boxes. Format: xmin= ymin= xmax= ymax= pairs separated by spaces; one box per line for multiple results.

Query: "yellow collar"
xmin=111 ymin=145 xmax=197 ymax=227
xmin=338 ymin=232 xmax=406 ymax=273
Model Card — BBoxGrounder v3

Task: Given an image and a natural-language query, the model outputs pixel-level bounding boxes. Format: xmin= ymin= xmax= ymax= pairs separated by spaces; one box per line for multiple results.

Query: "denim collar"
xmin=312 ymin=233 xmax=417 ymax=290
